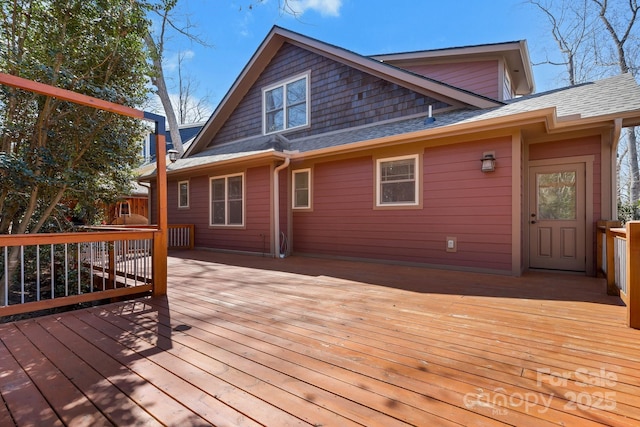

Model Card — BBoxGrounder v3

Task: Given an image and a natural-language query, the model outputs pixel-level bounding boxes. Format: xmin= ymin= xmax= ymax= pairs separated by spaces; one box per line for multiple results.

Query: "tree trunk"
xmin=629 ymin=128 xmax=640 ymax=203
xmin=144 ymin=33 xmax=184 ymax=156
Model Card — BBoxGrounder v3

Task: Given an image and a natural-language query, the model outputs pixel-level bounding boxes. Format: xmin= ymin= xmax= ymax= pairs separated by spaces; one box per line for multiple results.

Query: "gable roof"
xmin=371 ymin=40 xmax=535 ymax=96
xmin=185 ymin=26 xmax=504 ymax=157
xmin=156 ymin=73 xmax=640 ymax=176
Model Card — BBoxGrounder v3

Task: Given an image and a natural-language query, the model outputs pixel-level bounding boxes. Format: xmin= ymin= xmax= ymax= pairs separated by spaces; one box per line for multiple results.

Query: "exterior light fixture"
xmin=481 ymin=153 xmax=496 ymax=172
xmin=168 ymin=149 xmax=179 ymax=163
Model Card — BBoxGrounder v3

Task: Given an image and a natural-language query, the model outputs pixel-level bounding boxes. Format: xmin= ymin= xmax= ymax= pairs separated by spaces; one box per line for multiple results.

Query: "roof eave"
xmin=291 ymin=108 xmax=637 ymax=160
xmin=186 ymin=26 xmax=503 ymax=157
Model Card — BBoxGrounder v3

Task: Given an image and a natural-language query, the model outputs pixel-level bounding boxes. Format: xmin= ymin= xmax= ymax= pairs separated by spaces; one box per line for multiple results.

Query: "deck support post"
xmin=147 ymin=113 xmax=168 ymax=296
xmin=627 ymin=221 xmax=640 ymax=329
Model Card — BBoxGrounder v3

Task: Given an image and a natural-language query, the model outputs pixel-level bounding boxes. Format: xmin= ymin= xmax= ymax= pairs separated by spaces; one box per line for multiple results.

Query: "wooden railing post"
xmin=189 ymin=224 xmax=195 ymax=250
xmin=150 ymin=114 xmax=168 ymax=297
xmin=626 ymin=221 xmax=640 ymax=329
xmin=599 ymin=220 xmax=622 ymax=295
xmin=605 ymin=226 xmax=618 ymax=295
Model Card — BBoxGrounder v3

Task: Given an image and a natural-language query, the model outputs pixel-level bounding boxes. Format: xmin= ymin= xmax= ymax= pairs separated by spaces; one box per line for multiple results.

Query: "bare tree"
xmin=176 ymin=51 xmax=213 ymax=124
xmin=528 ymin=0 xmax=599 ymax=85
xmin=592 ymin=0 xmax=640 ymax=204
xmin=528 ymin=0 xmax=640 ymax=209
xmin=143 ymin=0 xmax=211 ymax=155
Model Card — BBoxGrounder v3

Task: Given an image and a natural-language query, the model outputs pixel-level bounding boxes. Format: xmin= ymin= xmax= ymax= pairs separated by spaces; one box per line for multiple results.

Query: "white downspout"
xmin=273 ymin=157 xmax=290 ymax=257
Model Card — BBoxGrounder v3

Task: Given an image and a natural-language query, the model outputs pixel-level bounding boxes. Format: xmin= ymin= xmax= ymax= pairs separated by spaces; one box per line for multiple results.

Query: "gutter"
xmin=273 ymin=156 xmax=290 ymax=258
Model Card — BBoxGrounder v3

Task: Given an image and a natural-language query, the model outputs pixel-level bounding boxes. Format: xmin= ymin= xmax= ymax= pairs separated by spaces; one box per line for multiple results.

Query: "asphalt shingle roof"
xmin=164 ymin=73 xmax=640 ymax=173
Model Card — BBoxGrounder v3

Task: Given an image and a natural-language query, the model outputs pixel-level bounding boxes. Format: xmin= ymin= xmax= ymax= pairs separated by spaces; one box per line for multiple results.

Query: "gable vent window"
xmin=263 ymin=74 xmax=309 ymax=134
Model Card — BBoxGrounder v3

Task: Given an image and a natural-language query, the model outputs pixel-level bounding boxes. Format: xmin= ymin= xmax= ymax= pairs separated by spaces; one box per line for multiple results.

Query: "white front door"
xmin=529 ymin=163 xmax=586 ymax=271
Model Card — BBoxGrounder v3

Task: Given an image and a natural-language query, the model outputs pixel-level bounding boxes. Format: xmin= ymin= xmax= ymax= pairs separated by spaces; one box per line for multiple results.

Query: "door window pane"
xmin=537 ymin=171 xmax=576 ymax=220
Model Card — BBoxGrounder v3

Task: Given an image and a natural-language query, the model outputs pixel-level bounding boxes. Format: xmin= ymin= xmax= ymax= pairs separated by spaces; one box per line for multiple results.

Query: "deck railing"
xmin=0 ymin=228 xmax=158 ymax=318
xmin=168 ymin=224 xmax=195 ymax=249
xmin=597 ymin=220 xmax=640 ymax=329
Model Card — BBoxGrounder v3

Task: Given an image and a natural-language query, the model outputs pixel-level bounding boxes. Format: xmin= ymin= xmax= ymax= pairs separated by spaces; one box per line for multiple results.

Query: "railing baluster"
xmin=3 ymin=246 xmax=8 ymax=306
xmin=20 ymin=245 xmax=24 ymax=304
xmin=89 ymin=242 xmax=94 ymax=293
xmin=51 ymin=244 xmax=54 ymax=300
xmin=77 ymin=243 xmax=81 ymax=295
xmin=36 ymin=245 xmax=41 ymax=302
xmin=102 ymin=241 xmax=106 ymax=291
xmin=64 ymin=243 xmax=69 ymax=297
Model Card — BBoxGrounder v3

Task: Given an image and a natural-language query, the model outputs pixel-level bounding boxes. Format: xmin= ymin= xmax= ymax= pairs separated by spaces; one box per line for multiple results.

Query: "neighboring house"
xmin=115 ymin=122 xmax=205 ymax=225
xmin=107 ymin=182 xmax=150 ymax=225
xmin=141 ymin=121 xmax=205 ymax=164
xmin=143 ymin=26 xmax=640 ymax=276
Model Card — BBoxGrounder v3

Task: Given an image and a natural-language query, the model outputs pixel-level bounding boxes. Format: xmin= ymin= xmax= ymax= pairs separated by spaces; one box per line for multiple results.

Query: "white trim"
xmin=178 ymin=180 xmax=189 ymax=208
xmin=375 ymin=154 xmax=420 ymax=207
xmin=262 ymin=72 xmax=310 ymax=135
xmin=118 ymin=201 xmax=131 ymax=217
xmin=527 ymin=155 xmax=594 ymax=275
xmin=292 ymin=168 xmax=312 ymax=209
xmin=209 ymin=172 xmax=245 ymax=227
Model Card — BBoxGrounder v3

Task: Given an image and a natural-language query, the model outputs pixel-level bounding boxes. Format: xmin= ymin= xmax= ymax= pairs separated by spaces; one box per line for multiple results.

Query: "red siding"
xmin=293 ymin=137 xmax=514 ymax=272
xmin=402 ymin=60 xmax=500 ymax=99
xmin=166 ymin=166 xmax=273 ymax=255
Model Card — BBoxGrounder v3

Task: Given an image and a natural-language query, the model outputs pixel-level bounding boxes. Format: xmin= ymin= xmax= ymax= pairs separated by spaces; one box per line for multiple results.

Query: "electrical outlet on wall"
xmin=446 ymin=236 xmax=457 ymax=253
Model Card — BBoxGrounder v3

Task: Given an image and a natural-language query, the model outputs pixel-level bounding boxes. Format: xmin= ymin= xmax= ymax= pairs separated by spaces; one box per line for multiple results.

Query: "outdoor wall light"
xmin=168 ymin=149 xmax=179 ymax=163
xmin=481 ymin=153 xmax=496 ymax=172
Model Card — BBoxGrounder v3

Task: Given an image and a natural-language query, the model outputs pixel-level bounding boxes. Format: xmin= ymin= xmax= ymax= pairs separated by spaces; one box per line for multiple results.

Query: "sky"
xmin=157 ymin=0 xmax=567 ymax=120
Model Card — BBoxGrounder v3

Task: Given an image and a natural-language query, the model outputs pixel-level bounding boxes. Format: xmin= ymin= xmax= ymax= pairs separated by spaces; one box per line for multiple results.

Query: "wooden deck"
xmin=1 ymin=250 xmax=639 ymax=426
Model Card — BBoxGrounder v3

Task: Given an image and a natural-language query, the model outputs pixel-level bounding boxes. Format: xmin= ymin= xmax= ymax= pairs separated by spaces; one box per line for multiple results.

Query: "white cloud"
xmin=163 ymin=50 xmax=195 ymax=73
xmin=292 ymin=0 xmax=342 ymax=17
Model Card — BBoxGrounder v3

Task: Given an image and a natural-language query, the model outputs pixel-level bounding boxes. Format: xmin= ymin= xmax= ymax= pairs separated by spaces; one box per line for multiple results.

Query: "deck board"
xmin=1 ymin=250 xmax=640 ymax=426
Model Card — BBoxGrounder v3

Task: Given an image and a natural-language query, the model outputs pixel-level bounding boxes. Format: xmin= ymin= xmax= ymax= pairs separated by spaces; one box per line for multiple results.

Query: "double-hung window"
xmin=263 ymin=74 xmax=309 ymax=134
xmin=376 ymin=155 xmax=420 ymax=207
xmin=178 ymin=180 xmax=189 ymax=208
xmin=210 ymin=173 xmax=244 ymax=226
xmin=292 ymin=169 xmax=311 ymax=209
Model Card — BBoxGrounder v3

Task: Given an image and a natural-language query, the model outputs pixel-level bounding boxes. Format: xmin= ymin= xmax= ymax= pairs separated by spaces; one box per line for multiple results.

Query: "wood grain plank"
xmin=0 ymin=325 xmax=64 ymax=427
xmin=17 ymin=318 xmax=162 ymax=427
xmin=37 ymin=314 xmax=208 ymax=426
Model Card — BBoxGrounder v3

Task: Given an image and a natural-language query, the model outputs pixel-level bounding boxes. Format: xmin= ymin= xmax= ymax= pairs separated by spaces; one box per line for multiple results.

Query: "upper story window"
xmin=376 ymin=154 xmax=420 ymax=207
xmin=263 ymin=73 xmax=309 ymax=134
xmin=178 ymin=180 xmax=189 ymax=208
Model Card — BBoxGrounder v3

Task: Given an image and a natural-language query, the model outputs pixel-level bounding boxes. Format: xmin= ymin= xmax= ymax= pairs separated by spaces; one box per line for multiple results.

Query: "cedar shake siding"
xmin=209 ymin=43 xmax=449 ymax=147
xmin=402 ymin=60 xmax=500 ymax=100
xmin=292 ymin=136 xmax=513 ymax=272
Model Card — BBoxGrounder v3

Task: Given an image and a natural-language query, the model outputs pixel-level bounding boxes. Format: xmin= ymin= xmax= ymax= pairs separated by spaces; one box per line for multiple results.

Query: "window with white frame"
xmin=178 ymin=180 xmax=189 ymax=208
xmin=209 ymin=173 xmax=244 ymax=226
xmin=263 ymin=74 xmax=309 ymax=134
xmin=292 ymin=169 xmax=311 ymax=209
xmin=376 ymin=155 xmax=420 ymax=206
